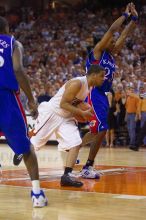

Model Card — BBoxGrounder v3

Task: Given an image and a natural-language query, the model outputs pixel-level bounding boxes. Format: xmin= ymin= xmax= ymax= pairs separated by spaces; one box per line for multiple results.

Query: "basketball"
xmin=74 ymin=102 xmax=93 ymax=123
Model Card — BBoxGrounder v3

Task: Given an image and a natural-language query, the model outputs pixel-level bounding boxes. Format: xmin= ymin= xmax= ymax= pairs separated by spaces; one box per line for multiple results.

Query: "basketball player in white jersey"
xmin=30 ymin=65 xmax=105 ymax=187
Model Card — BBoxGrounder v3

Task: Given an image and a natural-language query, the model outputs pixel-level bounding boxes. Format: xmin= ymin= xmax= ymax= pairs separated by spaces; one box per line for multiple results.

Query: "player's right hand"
xmin=125 ymin=3 xmax=131 ymax=17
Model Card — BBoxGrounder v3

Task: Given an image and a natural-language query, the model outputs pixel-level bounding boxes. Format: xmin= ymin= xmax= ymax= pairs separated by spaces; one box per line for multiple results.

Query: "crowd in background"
xmin=0 ymin=3 xmax=146 ymax=147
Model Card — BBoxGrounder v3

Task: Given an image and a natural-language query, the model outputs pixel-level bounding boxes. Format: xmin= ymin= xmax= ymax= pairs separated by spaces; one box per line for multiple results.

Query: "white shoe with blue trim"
xmin=31 ymin=190 xmax=48 ymax=208
xmin=81 ymin=166 xmax=100 ymax=179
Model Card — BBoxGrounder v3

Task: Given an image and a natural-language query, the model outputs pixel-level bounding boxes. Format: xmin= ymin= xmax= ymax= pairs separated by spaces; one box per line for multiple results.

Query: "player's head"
xmin=106 ymin=32 xmax=119 ymax=52
xmin=106 ymin=36 xmax=117 ymax=52
xmin=87 ymin=65 xmax=105 ymax=87
xmin=0 ymin=16 xmax=9 ymax=34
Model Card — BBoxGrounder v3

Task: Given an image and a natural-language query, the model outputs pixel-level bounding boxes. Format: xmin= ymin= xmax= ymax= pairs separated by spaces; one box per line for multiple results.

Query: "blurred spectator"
xmin=130 ymin=87 xmax=146 ymax=151
xmin=115 ymin=83 xmax=126 ymax=128
xmin=138 ymin=85 xmax=146 ymax=145
xmin=106 ymin=90 xmax=119 ymax=148
xmin=37 ymin=86 xmax=51 ymax=104
xmin=125 ymin=85 xmax=140 ymax=148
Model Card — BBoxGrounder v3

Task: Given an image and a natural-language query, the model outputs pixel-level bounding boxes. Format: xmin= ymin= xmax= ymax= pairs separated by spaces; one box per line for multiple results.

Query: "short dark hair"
xmin=87 ymin=64 xmax=105 ymax=75
xmin=0 ymin=16 xmax=8 ymax=33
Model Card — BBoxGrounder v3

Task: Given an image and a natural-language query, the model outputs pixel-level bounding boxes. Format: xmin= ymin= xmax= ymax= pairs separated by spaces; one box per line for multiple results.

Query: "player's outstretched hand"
xmin=125 ymin=3 xmax=131 ymax=17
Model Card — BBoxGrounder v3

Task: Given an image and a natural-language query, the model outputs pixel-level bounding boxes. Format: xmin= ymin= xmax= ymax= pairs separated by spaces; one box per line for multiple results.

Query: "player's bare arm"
xmin=60 ymin=80 xmax=93 ymax=120
xmin=12 ymin=41 xmax=38 ymax=118
xmin=114 ymin=3 xmax=138 ymax=53
xmin=93 ymin=3 xmax=131 ymax=59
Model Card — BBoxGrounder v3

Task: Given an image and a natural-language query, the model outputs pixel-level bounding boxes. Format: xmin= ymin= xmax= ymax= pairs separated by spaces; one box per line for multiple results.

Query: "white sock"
xmin=32 ymin=180 xmax=41 ymax=194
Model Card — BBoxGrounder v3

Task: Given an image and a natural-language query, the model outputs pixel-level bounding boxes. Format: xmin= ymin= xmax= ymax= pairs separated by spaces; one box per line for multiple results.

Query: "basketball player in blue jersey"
xmin=81 ymin=3 xmax=139 ymax=178
xmin=0 ymin=16 xmax=47 ymax=207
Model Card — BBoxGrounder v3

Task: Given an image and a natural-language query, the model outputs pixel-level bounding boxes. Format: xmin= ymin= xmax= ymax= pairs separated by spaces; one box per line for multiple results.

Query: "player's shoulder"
xmin=66 ymin=77 xmax=83 ymax=89
xmin=13 ymin=40 xmax=24 ymax=56
xmin=14 ymin=40 xmax=24 ymax=52
xmin=74 ymin=76 xmax=87 ymax=87
xmin=0 ymin=34 xmax=14 ymax=43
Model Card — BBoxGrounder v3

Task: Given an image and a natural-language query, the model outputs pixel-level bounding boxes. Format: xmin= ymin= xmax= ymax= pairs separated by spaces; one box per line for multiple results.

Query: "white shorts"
xmin=31 ymin=102 xmax=82 ymax=151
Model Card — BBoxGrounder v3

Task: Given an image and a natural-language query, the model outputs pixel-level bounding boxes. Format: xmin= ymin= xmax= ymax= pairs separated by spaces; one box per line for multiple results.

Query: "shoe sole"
xmin=60 ymin=183 xmax=83 ymax=187
xmin=33 ymin=200 xmax=48 ymax=208
xmin=81 ymin=175 xmax=100 ymax=179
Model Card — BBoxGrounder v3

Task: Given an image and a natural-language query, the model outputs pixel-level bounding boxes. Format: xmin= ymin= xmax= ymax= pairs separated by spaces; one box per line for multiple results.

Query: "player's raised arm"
xmin=93 ymin=3 xmax=131 ymax=58
xmin=114 ymin=3 xmax=138 ymax=53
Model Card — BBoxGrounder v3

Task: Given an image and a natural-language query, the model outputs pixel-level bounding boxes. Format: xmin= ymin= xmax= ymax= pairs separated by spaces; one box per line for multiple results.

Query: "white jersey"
xmin=48 ymin=76 xmax=89 ymax=118
xmin=31 ymin=76 xmax=88 ymax=150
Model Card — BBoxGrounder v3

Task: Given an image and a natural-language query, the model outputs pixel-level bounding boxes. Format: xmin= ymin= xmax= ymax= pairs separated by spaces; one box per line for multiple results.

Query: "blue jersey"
xmin=85 ymin=50 xmax=116 ymax=133
xmin=0 ymin=35 xmax=19 ymax=91
xmin=0 ymin=35 xmax=30 ymax=154
xmin=86 ymin=50 xmax=115 ymax=93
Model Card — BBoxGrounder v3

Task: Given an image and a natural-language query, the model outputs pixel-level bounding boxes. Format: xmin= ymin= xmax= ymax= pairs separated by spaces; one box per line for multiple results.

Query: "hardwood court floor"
xmin=1 ymin=145 xmax=146 ymax=220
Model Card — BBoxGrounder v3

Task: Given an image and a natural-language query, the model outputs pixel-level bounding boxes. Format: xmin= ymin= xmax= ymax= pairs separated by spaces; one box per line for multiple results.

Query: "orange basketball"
xmin=74 ymin=102 xmax=93 ymax=123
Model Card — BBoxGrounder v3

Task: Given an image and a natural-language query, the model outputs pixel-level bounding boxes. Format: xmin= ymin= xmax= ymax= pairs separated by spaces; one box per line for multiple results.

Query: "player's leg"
xmin=0 ymin=91 xmax=47 ymax=207
xmin=81 ymin=90 xmax=109 ymax=178
xmin=61 ymin=145 xmax=83 ymax=187
xmin=23 ymin=146 xmax=48 ymax=207
xmin=81 ymin=110 xmax=108 ymax=177
xmin=13 ymin=153 xmax=23 ymax=166
xmin=5 ymin=134 xmax=47 ymax=208
xmin=65 ymin=145 xmax=81 ymax=169
xmin=57 ymin=118 xmax=83 ymax=187
xmin=23 ymin=146 xmax=39 ymax=179
xmin=5 ymin=136 xmax=48 ymax=208
xmin=87 ymin=131 xmax=107 ymax=161
xmin=80 ymin=103 xmax=108 ymax=178
xmin=13 ymin=102 xmax=54 ymax=166
xmin=81 ymin=130 xmax=106 ymax=179
xmin=13 ymin=131 xmax=35 ymax=166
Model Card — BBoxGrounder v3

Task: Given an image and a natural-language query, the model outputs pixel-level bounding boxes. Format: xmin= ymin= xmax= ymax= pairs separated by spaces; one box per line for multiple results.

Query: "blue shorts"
xmin=0 ymin=90 xmax=31 ymax=154
xmin=87 ymin=87 xmax=109 ymax=133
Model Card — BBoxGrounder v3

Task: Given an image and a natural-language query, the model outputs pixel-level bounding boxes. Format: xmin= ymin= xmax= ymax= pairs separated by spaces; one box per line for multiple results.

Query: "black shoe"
xmin=129 ymin=146 xmax=139 ymax=151
xmin=60 ymin=174 xmax=83 ymax=187
xmin=13 ymin=154 xmax=23 ymax=166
